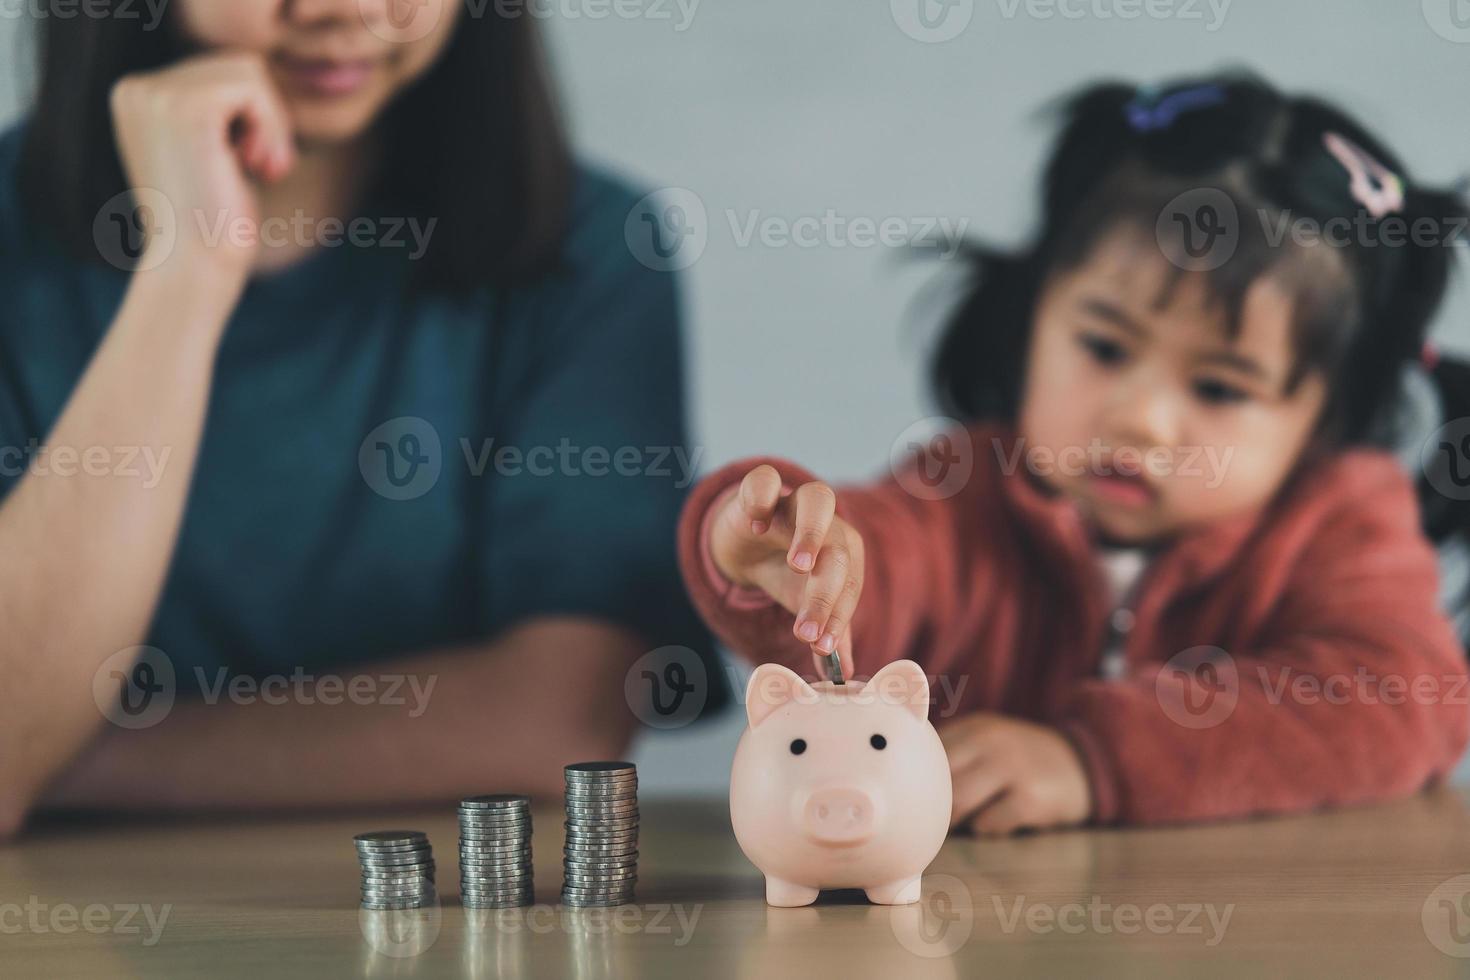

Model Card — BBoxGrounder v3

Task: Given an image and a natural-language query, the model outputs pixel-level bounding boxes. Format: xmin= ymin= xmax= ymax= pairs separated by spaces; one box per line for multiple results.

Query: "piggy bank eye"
xmin=789 ymin=739 xmax=807 ymax=755
xmin=870 ymin=734 xmax=887 ymax=750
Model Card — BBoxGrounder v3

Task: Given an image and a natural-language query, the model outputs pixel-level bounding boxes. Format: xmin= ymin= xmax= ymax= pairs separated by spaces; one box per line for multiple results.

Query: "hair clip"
xmin=1322 ymin=132 xmax=1405 ymax=219
xmin=1125 ymin=84 xmax=1226 ymax=133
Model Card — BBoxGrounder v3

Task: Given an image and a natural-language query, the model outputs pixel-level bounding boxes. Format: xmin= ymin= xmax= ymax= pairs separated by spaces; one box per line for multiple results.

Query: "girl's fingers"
xmin=738 ymin=465 xmax=783 ymax=536
xmin=951 ymin=763 xmax=1009 ymax=829
xmin=968 ymin=790 xmax=1028 ymax=837
xmin=793 ymin=538 xmax=849 ymax=645
xmin=812 ymin=530 xmax=863 ymax=654
xmin=786 ymin=481 xmax=836 ymax=572
xmin=807 ymin=627 xmax=854 ymax=684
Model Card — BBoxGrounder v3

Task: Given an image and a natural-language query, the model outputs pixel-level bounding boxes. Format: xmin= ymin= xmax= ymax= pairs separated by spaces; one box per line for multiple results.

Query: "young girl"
xmin=0 ymin=1 xmax=714 ymax=833
xmin=679 ymin=74 xmax=1470 ymax=833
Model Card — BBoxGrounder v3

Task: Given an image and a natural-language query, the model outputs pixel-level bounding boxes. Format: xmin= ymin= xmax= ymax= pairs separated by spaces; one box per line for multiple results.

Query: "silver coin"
xmin=459 ymin=845 xmax=531 ymax=854
xmin=458 ymin=820 xmax=532 ymax=832
xmin=562 ymin=855 xmax=638 ymax=865
xmin=460 ymin=890 xmax=534 ymax=902
xmin=563 ymin=872 xmax=638 ymax=885
xmin=458 ymin=853 xmax=531 ymax=864
xmin=458 ymin=838 xmax=531 ymax=849
xmin=361 ymin=898 xmax=435 ymax=911
xmin=564 ymin=799 xmax=639 ymax=812
xmin=459 ymin=870 xmax=534 ymax=882
xmin=463 ymin=900 xmax=532 ymax=909
xmin=563 ymin=866 xmax=638 ymax=877
xmin=459 ymin=865 xmax=533 ymax=876
xmin=362 ymin=887 xmax=437 ymax=900
xmin=459 ymin=816 xmax=532 ymax=827
xmin=355 ymin=830 xmax=429 ymax=847
xmin=560 ymin=895 xmax=634 ymax=907
xmin=357 ymin=858 xmax=435 ymax=875
xmin=358 ymin=852 xmax=436 ymax=865
xmin=561 ymin=758 xmax=632 ymax=775
xmin=462 ymin=897 xmax=532 ymax=908
xmin=561 ymin=787 xmax=637 ymax=799
xmin=563 ymin=843 xmax=638 ymax=856
xmin=561 ymin=888 xmax=637 ymax=901
xmin=564 ymin=833 xmax=639 ymax=846
xmin=357 ymin=847 xmax=434 ymax=863
xmin=361 ymin=871 xmax=437 ymax=884
xmin=459 ymin=809 xmax=533 ymax=820
xmin=460 ymin=794 xmax=531 ymax=808
xmin=564 ymin=820 xmax=640 ymax=833
xmin=460 ymin=886 xmax=534 ymax=897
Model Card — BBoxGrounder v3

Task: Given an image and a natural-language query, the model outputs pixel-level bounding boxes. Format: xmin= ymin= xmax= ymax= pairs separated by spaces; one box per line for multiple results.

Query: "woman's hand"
xmin=709 ymin=465 xmax=865 ymax=678
xmin=110 ymin=52 xmax=296 ymax=282
xmin=940 ymin=713 xmax=1092 ymax=835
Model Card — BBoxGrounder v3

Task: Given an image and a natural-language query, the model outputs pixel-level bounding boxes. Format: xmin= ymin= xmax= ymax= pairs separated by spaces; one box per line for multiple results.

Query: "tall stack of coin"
xmin=562 ymin=762 xmax=639 ymax=907
xmin=458 ymin=794 xmax=534 ymax=909
xmin=355 ymin=830 xmax=437 ymax=909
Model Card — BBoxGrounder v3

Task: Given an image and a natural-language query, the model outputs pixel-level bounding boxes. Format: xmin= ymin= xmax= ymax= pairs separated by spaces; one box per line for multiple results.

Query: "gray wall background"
xmin=1 ymin=2 xmax=1467 ymax=794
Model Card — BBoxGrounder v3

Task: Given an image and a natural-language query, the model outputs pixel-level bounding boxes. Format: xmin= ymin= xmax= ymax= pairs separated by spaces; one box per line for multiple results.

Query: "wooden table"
xmin=4 ymin=789 xmax=1470 ymax=978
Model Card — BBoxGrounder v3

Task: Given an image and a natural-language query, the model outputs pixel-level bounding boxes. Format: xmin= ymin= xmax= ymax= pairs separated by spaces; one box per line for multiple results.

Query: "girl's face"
xmin=1018 ymin=225 xmax=1328 ymax=545
xmin=172 ymin=0 xmax=462 ymax=144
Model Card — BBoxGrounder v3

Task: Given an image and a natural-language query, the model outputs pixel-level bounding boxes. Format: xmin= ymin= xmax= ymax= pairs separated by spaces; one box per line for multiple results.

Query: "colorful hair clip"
xmin=1125 ymin=84 xmax=1226 ymax=133
xmin=1322 ymin=132 xmax=1405 ymax=219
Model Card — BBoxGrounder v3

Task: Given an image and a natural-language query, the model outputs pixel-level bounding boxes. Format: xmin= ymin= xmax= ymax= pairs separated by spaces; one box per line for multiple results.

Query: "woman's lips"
xmin=1087 ymin=472 xmax=1158 ymax=508
xmin=276 ymin=56 xmax=379 ymax=97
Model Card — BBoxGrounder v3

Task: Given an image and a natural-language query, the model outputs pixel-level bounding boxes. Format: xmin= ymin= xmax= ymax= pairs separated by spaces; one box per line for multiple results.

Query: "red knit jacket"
xmin=677 ymin=424 xmax=1470 ymax=826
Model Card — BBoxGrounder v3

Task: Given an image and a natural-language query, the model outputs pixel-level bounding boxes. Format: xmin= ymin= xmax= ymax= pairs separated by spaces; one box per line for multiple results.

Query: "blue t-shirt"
xmin=0 ymin=122 xmax=723 ymax=711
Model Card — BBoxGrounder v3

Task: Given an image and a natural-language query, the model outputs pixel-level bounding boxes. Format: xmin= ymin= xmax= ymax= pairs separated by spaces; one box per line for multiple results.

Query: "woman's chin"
xmin=285 ymin=99 xmax=386 ymax=147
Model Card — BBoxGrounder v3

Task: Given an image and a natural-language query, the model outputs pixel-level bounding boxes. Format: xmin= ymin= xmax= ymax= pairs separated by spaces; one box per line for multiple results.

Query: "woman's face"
xmin=172 ymin=0 xmax=462 ymax=144
xmin=1017 ymin=224 xmax=1329 ymax=545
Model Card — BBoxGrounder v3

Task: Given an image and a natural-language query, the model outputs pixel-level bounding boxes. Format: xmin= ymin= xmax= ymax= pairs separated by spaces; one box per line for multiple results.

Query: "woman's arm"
xmin=0 ymin=54 xmax=295 ymax=831
xmin=0 ymin=266 xmax=238 ymax=833
xmin=38 ymin=618 xmax=644 ymax=813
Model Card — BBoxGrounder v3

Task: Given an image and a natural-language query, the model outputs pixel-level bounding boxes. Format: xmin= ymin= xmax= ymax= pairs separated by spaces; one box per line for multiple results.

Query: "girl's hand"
xmin=110 ymin=52 xmax=297 ymax=281
xmin=940 ymin=713 xmax=1092 ymax=835
xmin=709 ymin=465 xmax=865 ymax=679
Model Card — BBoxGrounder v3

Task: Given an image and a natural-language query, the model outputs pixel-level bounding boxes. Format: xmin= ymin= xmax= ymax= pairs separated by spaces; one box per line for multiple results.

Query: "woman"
xmin=0 ymin=0 xmax=714 ymax=834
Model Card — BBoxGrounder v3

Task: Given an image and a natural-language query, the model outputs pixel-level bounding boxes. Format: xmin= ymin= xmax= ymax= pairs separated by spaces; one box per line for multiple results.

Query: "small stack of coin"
xmin=562 ymin=762 xmax=639 ymax=907
xmin=459 ymin=794 xmax=534 ymax=909
xmin=355 ymin=830 xmax=437 ymax=909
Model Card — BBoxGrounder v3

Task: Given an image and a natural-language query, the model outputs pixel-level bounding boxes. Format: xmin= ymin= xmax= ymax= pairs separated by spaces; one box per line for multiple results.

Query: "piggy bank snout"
xmin=801 ymin=787 xmax=878 ymax=845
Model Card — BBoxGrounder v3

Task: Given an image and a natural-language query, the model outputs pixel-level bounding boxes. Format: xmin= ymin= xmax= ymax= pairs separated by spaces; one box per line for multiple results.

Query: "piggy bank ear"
xmin=867 ymin=660 xmax=931 ymax=722
xmin=745 ymin=663 xmax=815 ymax=729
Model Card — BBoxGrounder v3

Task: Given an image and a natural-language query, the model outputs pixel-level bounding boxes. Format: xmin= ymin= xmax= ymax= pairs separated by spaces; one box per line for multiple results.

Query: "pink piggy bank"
xmin=729 ymin=659 xmax=952 ymax=907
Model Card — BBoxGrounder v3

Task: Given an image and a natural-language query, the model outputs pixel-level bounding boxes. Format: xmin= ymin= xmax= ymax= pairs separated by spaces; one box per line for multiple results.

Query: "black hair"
xmin=931 ymin=71 xmax=1470 ymax=642
xmin=17 ymin=3 xmax=572 ymax=292
xmin=932 ymin=72 xmax=1468 ymax=450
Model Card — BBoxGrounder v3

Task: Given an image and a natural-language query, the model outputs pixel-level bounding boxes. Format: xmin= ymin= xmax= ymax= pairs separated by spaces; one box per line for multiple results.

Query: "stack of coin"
xmin=562 ymin=762 xmax=639 ymax=907
xmin=355 ymin=830 xmax=437 ymax=909
xmin=459 ymin=794 xmax=534 ymax=909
